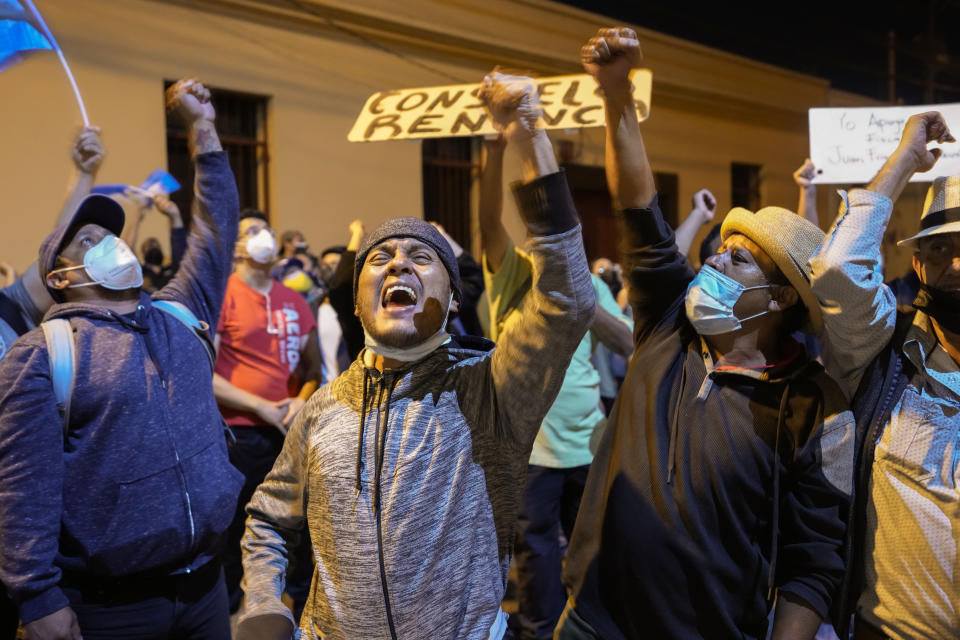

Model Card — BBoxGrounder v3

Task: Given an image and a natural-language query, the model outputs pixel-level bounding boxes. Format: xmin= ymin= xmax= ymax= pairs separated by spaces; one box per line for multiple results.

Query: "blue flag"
xmin=140 ymin=169 xmax=180 ymax=195
xmin=0 ymin=0 xmax=52 ymax=71
xmin=92 ymin=169 xmax=182 ymax=209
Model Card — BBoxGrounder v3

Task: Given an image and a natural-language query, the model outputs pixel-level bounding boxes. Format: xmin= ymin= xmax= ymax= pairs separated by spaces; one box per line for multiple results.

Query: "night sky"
xmin=556 ymin=0 xmax=960 ymax=105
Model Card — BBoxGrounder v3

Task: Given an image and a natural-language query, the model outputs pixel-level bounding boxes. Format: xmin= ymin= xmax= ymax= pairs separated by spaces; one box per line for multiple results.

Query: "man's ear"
xmin=912 ymin=252 xmax=923 ymax=281
xmin=449 ymin=299 xmax=460 ymax=314
xmin=354 ymin=303 xmax=360 ymax=318
xmin=768 ymin=285 xmax=798 ymax=313
xmin=46 ymin=271 xmax=70 ymax=291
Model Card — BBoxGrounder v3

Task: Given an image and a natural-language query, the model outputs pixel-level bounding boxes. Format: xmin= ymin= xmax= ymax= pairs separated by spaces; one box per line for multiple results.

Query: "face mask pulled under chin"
xmin=246 ymin=229 xmax=278 ymax=264
xmin=684 ymin=265 xmax=770 ymax=335
xmin=364 ymin=293 xmax=454 ymax=362
xmin=914 ymin=283 xmax=960 ymax=334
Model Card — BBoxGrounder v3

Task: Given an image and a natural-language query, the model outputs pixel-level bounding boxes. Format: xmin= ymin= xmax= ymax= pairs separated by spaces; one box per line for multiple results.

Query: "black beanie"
xmin=354 ymin=217 xmax=462 ymax=304
xmin=353 ymin=218 xmax=463 ymax=302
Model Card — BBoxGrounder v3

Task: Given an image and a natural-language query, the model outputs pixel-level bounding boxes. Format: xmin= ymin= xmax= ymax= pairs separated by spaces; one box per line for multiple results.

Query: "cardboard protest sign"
xmin=347 ymin=70 xmax=652 ymax=142
xmin=809 ymin=104 xmax=960 ymax=183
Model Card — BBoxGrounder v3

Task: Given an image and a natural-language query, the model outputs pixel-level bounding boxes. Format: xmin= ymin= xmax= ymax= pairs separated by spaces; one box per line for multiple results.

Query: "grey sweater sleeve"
xmin=237 ymin=399 xmax=312 ymax=633
xmin=489 ymin=171 xmax=596 ymax=450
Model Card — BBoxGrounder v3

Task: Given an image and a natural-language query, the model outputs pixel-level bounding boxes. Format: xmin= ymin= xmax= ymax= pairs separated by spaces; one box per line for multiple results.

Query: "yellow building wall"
xmin=0 ymin=0 xmax=922 ymax=281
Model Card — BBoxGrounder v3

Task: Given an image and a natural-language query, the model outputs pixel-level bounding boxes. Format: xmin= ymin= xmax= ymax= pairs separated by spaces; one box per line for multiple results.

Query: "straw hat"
xmin=721 ymin=206 xmax=825 ymax=333
xmin=898 ymin=175 xmax=960 ymax=245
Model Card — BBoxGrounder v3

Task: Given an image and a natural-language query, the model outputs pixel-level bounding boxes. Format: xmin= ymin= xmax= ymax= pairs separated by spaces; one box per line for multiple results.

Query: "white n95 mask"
xmin=246 ymin=229 xmax=278 ymax=264
xmin=48 ymin=235 xmax=143 ymax=291
xmin=684 ymin=265 xmax=770 ymax=335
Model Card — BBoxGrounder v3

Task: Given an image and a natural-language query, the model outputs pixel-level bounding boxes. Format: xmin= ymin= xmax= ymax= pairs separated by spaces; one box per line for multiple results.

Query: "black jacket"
xmin=835 ymin=312 xmax=916 ymax=638
xmin=562 ymin=197 xmax=854 ymax=639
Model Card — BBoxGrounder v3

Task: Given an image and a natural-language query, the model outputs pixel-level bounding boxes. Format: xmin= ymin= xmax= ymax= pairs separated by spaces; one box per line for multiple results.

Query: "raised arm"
xmin=121 ymin=194 xmax=150 ymax=253
xmin=585 ymin=28 xmax=694 ymax=341
xmin=478 ymin=135 xmax=509 ymax=272
xmin=809 ymin=112 xmax=953 ymax=396
xmin=155 ymin=80 xmax=239 ymax=333
xmin=158 ymin=194 xmax=188 ymax=267
xmin=591 ymin=275 xmax=634 ymax=357
xmin=583 ymin=29 xmax=655 ymax=211
xmin=55 ymin=126 xmax=105 ymax=228
xmin=793 ymin=158 xmax=819 ymax=227
xmin=674 ymin=188 xmax=716 ymax=258
xmin=18 ymin=128 xmax=106 ymax=322
xmin=478 ymin=72 xmax=595 ymax=446
xmin=327 ymin=220 xmax=366 ymax=360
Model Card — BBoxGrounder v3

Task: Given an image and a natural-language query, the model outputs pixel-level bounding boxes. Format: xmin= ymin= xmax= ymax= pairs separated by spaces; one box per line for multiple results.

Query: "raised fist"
xmin=72 ymin=125 xmax=104 ymax=174
xmin=581 ymin=27 xmax=642 ymax=95
xmin=166 ymin=79 xmax=216 ymax=125
xmin=792 ymin=158 xmax=818 ymax=187
xmin=152 ymin=192 xmax=181 ymax=220
xmin=691 ymin=188 xmax=717 ymax=223
xmin=349 ymin=220 xmax=365 ymax=238
xmin=478 ymin=71 xmax=541 ymax=142
xmin=895 ymin=111 xmax=955 ymax=174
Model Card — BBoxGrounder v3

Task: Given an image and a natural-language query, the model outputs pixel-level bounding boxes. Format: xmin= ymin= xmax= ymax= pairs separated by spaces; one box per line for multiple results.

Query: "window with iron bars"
xmin=164 ymin=82 xmax=270 ymax=223
xmin=421 ymin=137 xmax=478 ymax=251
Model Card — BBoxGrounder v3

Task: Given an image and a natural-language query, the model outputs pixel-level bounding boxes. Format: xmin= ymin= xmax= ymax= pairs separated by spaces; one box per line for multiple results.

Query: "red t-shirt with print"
xmin=215 ymin=273 xmax=317 ymax=427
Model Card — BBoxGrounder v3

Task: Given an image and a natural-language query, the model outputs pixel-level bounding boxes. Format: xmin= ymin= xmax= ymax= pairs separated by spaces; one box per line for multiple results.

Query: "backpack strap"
xmin=152 ymin=299 xmax=215 ymax=371
xmin=41 ymin=303 xmax=214 ymax=437
xmin=40 ymin=318 xmax=76 ymax=435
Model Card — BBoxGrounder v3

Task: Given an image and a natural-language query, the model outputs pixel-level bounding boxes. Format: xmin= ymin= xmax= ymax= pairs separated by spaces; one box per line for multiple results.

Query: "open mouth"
xmin=382 ymin=284 xmax=418 ymax=308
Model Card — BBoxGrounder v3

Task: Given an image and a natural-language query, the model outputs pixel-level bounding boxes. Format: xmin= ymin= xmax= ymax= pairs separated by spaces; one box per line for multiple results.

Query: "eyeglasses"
xmin=243 ymin=225 xmax=276 ymax=237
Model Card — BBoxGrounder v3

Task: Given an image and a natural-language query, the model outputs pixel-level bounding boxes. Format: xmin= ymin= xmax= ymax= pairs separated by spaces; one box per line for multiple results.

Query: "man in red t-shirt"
xmin=213 ymin=209 xmax=321 ymax=617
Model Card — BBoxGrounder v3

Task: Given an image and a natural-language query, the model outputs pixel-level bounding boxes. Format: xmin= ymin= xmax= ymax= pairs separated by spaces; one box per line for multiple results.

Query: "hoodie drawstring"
xmin=355 ymin=370 xmax=402 ymax=502
xmin=766 ymin=382 xmax=790 ymax=603
xmin=373 ymin=374 xmax=401 ymax=512
xmin=355 ymin=370 xmax=371 ymax=493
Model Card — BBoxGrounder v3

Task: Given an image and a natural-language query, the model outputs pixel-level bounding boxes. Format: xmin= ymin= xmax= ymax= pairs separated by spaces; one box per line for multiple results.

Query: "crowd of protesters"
xmin=0 ymin=25 xmax=957 ymax=640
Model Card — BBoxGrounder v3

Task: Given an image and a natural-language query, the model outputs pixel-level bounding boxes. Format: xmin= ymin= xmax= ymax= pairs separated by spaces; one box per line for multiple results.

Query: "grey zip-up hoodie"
xmin=239 ymin=171 xmax=595 ymax=640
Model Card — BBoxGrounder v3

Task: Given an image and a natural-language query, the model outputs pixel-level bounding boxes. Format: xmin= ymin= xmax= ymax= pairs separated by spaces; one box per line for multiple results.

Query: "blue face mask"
xmin=684 ymin=265 xmax=771 ymax=335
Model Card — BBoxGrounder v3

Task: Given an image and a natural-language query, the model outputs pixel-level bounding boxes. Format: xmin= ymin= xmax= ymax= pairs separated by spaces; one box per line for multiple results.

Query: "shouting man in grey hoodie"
xmin=237 ymin=73 xmax=596 ymax=640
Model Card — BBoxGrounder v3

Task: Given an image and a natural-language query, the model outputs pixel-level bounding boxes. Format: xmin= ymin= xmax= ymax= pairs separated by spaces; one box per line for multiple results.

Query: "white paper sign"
xmin=347 ymin=70 xmax=652 ymax=142
xmin=809 ymin=104 xmax=960 ymax=183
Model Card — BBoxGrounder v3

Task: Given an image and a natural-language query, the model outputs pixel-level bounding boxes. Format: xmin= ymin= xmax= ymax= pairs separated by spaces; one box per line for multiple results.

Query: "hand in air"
xmin=581 ymin=27 xmax=642 ymax=96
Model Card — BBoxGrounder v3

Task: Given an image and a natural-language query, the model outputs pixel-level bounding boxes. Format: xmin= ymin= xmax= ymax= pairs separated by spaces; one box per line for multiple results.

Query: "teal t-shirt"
xmin=484 ymin=242 xmax=632 ymax=468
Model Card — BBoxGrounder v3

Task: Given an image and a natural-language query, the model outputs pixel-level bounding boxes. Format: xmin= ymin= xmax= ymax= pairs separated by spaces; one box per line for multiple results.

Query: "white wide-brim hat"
xmin=899 ymin=175 xmax=960 ymax=245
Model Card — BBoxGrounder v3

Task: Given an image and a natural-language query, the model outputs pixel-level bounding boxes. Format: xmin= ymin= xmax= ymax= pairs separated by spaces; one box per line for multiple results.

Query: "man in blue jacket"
xmin=0 ymin=79 xmax=242 ymax=640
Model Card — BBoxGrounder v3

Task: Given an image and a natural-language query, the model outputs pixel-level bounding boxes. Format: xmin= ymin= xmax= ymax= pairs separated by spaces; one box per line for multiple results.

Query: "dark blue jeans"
xmin=225 ymin=425 xmax=312 ymax=620
xmin=62 ymin=563 xmax=230 ymax=640
xmin=513 ymin=464 xmax=590 ymax=640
